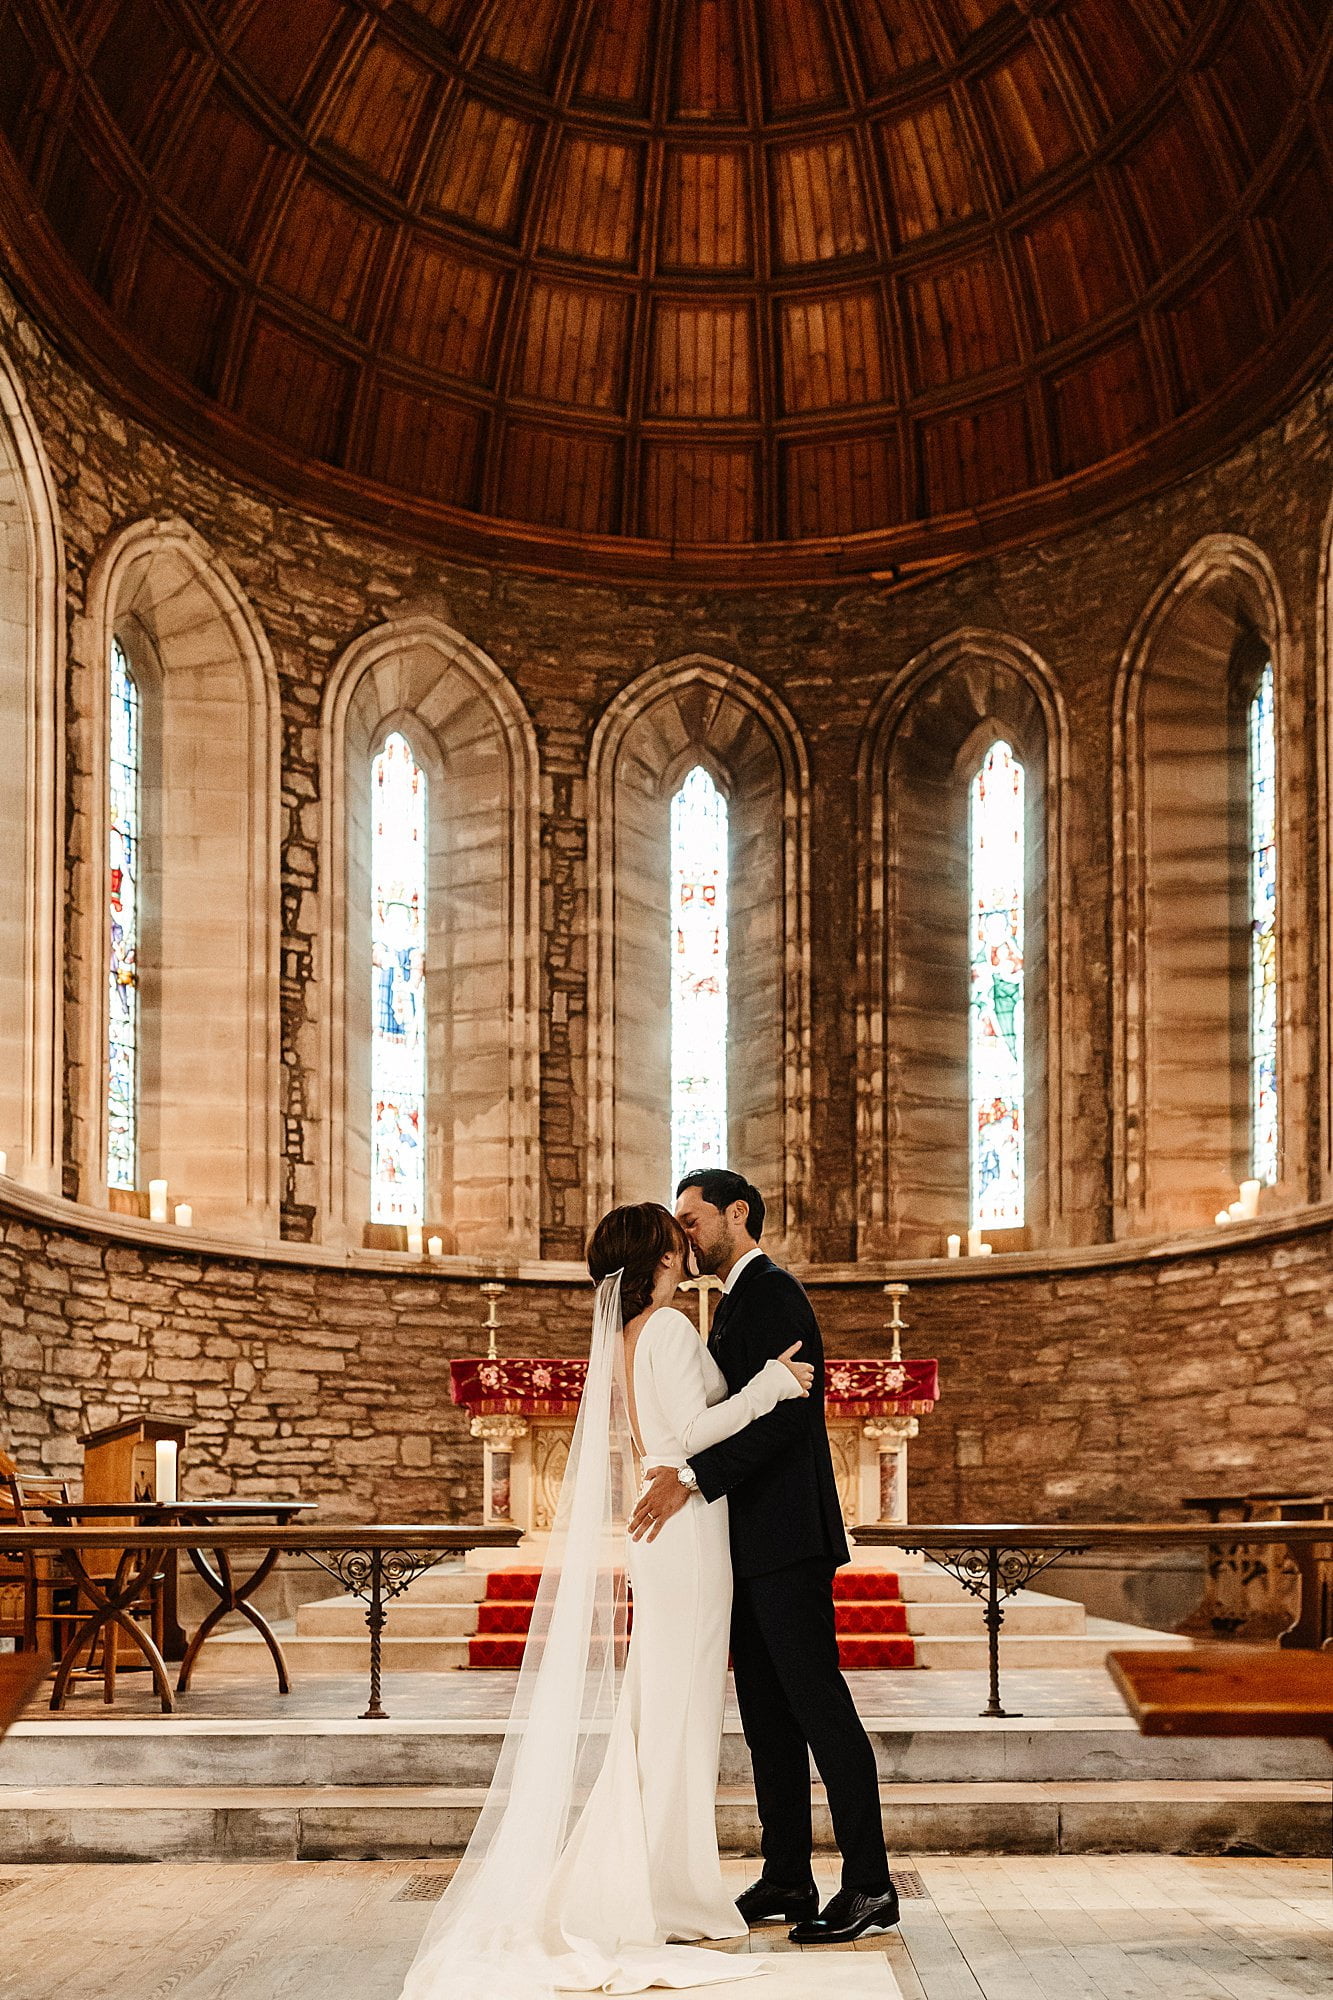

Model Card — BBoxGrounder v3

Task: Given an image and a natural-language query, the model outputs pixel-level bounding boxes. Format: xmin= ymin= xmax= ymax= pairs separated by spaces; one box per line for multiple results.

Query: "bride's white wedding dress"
xmin=399 ymin=1284 xmax=802 ymax=1999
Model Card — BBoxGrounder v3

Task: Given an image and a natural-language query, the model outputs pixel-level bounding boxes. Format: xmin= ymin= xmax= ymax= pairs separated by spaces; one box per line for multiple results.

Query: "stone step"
xmin=7 ymin=1718 xmax=1325 ymax=1790
xmin=297 ymin=1600 xmax=479 ymax=1638
xmin=911 ymin=1630 xmax=1186 ymax=1671
xmin=0 ymin=1780 xmax=1325 ymax=1861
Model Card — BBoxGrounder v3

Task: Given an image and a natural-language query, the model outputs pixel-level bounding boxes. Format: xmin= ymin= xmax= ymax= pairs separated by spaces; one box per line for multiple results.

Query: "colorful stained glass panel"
xmin=1249 ymin=661 xmax=1277 ymax=1185
xmin=107 ymin=638 xmax=140 ymax=1190
xmin=670 ymin=765 xmax=728 ymax=1191
xmin=969 ymin=740 xmax=1025 ymax=1229
xmin=371 ymin=731 xmax=427 ymax=1223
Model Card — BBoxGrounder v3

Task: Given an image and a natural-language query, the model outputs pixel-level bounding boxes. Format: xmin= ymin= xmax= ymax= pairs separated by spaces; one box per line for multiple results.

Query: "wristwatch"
xmin=677 ymin=1465 xmax=699 ymax=1493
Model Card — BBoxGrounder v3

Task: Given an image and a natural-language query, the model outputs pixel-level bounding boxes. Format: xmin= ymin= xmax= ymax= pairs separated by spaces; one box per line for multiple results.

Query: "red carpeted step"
xmin=486 ymin=1570 xmax=543 ymax=1601
xmin=837 ymin=1636 xmax=916 ymax=1669
xmin=469 ymin=1636 xmax=527 ymax=1667
xmin=475 ymin=1601 xmax=536 ymax=1634
xmin=834 ymin=1601 xmax=909 ymax=1635
xmin=832 ymin=1571 xmax=901 ymax=1600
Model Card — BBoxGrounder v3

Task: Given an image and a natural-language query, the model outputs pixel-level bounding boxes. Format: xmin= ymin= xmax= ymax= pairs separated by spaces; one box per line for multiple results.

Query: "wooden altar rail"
xmin=852 ymin=1521 xmax=1333 ymax=1718
xmin=0 ymin=1524 xmax=521 ymax=1719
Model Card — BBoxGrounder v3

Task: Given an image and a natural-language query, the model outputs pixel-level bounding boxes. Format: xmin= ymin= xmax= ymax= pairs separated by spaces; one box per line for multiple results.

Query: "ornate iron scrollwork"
xmin=302 ymin=1546 xmax=455 ymax=1718
xmin=897 ymin=1541 xmax=1088 ymax=1718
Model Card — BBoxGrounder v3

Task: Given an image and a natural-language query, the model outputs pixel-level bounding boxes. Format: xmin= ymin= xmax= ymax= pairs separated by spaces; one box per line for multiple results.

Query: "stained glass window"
xmin=670 ymin=765 xmax=728 ymax=1191
xmin=107 ymin=638 xmax=140 ymax=1189
xmin=1249 ymin=661 xmax=1277 ymax=1185
xmin=371 ymin=731 xmax=427 ymax=1223
xmin=969 ymin=740 xmax=1025 ymax=1229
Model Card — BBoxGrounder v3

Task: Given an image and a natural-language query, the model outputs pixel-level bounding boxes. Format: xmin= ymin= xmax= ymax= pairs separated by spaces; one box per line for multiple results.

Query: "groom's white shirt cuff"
xmin=723 ymin=1246 xmax=764 ymax=1294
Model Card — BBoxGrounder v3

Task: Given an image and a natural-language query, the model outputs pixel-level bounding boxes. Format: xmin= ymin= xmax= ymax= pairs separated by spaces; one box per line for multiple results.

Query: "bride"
xmin=399 ymin=1201 xmax=813 ymax=1997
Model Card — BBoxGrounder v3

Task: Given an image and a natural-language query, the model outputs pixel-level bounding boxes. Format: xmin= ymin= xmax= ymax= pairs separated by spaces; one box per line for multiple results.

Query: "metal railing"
xmin=1 ymin=1523 xmax=521 ymax=1719
xmin=852 ymin=1520 xmax=1333 ymax=1717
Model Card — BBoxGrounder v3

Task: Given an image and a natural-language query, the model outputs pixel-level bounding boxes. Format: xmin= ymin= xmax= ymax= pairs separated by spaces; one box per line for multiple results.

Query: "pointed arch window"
xmin=370 ymin=731 xmax=427 ymax=1223
xmin=969 ymin=740 xmax=1025 ymax=1230
xmin=670 ymin=765 xmax=728 ymax=1190
xmin=1248 ymin=660 xmax=1277 ymax=1185
xmin=107 ymin=637 xmax=140 ymax=1189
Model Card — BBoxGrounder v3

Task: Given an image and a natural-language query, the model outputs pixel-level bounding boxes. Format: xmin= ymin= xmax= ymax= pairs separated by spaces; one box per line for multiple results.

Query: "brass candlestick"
xmin=882 ymin=1281 xmax=908 ymax=1364
xmin=679 ymin=1273 xmax=724 ymax=1339
xmin=480 ymin=1280 xmax=506 ymax=1362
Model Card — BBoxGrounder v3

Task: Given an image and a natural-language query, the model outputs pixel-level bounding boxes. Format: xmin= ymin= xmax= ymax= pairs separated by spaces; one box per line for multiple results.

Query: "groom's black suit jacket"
xmin=686 ymin=1252 xmax=850 ymax=1580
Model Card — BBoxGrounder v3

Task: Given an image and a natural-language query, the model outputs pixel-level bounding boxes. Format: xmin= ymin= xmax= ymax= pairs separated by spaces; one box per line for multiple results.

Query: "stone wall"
xmin=1 ymin=278 xmax=1331 ymax=1260
xmin=3 ymin=1188 xmax=1329 ymax=1526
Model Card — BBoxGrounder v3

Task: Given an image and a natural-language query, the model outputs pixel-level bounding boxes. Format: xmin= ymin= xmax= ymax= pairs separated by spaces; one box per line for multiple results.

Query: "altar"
xmin=449 ymin=1348 xmax=940 ymax=1537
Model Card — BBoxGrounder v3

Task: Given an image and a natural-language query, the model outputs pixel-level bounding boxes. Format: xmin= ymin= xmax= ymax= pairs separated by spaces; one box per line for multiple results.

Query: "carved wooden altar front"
xmin=449 ymin=1353 xmax=940 ymax=1536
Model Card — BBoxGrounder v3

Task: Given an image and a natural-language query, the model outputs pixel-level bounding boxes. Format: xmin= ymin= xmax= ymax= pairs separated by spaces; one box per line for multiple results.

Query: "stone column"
xmin=470 ymin=1415 xmax=529 ymax=1526
xmin=862 ymin=1415 xmax=919 ymax=1526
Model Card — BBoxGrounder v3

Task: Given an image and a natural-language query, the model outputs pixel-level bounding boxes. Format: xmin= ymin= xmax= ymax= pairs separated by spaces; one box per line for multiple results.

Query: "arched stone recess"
xmin=586 ymin=656 xmax=811 ymax=1256
xmin=73 ymin=517 xmax=281 ymax=1233
xmin=1320 ymin=487 xmax=1333 ymax=1198
xmin=1112 ymin=534 xmax=1306 ymax=1237
xmin=319 ymin=614 xmax=540 ymax=1256
xmin=0 ymin=346 xmax=63 ymax=1195
xmin=857 ymin=631 xmax=1069 ymax=1259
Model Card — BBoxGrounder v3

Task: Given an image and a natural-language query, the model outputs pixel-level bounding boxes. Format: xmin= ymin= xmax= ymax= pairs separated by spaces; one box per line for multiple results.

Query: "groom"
xmin=628 ymin=1168 xmax=898 ymax=1945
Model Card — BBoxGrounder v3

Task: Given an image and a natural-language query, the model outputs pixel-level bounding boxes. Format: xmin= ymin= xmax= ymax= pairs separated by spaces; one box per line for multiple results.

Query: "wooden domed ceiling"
xmin=0 ymin=0 xmax=1329 ymax=583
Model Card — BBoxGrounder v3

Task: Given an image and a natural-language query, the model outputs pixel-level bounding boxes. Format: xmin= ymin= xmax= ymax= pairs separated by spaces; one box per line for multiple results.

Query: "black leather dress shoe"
xmin=788 ymin=1883 xmax=901 ymax=1944
xmin=734 ymin=1878 xmax=820 ymax=1926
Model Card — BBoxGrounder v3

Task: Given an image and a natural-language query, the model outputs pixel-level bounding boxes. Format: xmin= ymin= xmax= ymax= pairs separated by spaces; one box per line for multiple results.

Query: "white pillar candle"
xmin=427 ymin=1235 xmax=443 ymax=1258
xmin=0 ymin=1150 xmax=8 ymax=1176
xmin=1227 ymin=1200 xmax=1245 ymax=1220
xmin=966 ymin=1225 xmax=982 ymax=1256
xmin=154 ymin=1439 xmax=178 ymax=1506
xmin=173 ymin=1203 xmax=192 ymax=1228
xmin=978 ymin=1242 xmax=994 ymax=1256
xmin=407 ymin=1224 xmax=424 ymax=1255
xmin=1215 ymin=1209 xmax=1232 ymax=1226
xmin=946 ymin=1234 xmax=961 ymax=1258
xmin=148 ymin=1179 xmax=169 ymax=1222
xmin=1239 ymin=1179 xmax=1260 ymax=1218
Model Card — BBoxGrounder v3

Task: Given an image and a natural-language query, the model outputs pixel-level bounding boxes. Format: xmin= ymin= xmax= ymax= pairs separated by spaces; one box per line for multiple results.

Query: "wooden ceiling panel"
xmin=387 ymin=236 xmax=503 ymax=380
xmin=784 ymin=432 xmax=905 ymax=535
xmin=158 ymin=88 xmax=274 ymax=255
xmin=673 ymin=0 xmax=747 ymax=121
xmin=364 ymin=381 xmax=480 ymax=504
xmin=1049 ymin=331 xmax=1157 ymax=470
xmin=235 ymin=314 xmax=353 ymax=462
xmin=878 ymin=98 xmax=983 ymax=244
xmin=321 ymin=35 xmax=434 ymax=189
xmin=755 ymin=0 xmax=845 ymax=115
xmin=3 ymin=0 xmax=1328 ymax=581
xmin=642 ymin=443 xmax=756 ymax=541
xmin=975 ymin=42 xmax=1083 ymax=192
xmin=515 ymin=279 xmax=630 ymax=409
xmin=649 ymin=301 xmax=755 ymax=417
xmin=904 ymin=251 xmax=1020 ymax=390
xmin=780 ymin=288 xmax=889 ymax=412
xmin=264 ymin=175 xmax=381 ymax=327
xmin=771 ymin=137 xmax=872 ymax=266
xmin=424 ymin=94 xmax=536 ymax=236
xmin=499 ymin=421 xmax=620 ymax=533
xmin=920 ymin=395 xmax=1031 ymax=512
xmin=540 ymin=135 xmax=642 ymax=265
xmin=1018 ymin=198 xmax=1130 ymax=345
xmin=660 ymin=148 xmax=752 ymax=269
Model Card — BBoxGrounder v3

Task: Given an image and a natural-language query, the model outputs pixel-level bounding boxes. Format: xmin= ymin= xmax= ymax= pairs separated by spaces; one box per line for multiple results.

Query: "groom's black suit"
xmin=686 ymin=1253 xmax=889 ymax=1895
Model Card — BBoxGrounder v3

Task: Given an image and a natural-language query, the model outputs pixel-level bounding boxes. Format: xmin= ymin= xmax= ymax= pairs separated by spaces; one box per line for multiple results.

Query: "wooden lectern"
xmin=78 ymin=1417 xmax=191 ymax=1660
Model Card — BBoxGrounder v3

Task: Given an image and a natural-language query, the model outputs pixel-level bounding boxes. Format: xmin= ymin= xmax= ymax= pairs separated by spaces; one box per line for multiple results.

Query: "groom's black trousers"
xmin=730 ymin=1557 xmax=889 ymax=1894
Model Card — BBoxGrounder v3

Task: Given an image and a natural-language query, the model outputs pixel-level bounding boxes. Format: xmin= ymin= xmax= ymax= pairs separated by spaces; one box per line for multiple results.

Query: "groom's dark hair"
xmin=675 ymin=1168 xmax=765 ymax=1240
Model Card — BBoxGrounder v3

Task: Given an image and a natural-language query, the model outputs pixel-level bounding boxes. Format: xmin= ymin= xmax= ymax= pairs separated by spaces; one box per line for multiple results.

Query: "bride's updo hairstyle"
xmin=587 ymin=1202 xmax=689 ymax=1324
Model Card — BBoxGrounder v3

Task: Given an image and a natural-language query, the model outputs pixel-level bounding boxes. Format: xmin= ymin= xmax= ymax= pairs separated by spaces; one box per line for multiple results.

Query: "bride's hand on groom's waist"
xmin=628 ymin=1465 xmax=693 ymax=1542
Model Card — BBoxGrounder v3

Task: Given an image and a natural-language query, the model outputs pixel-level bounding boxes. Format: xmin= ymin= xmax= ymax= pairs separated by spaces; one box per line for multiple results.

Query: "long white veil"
xmin=400 ymin=1271 xmax=637 ymax=2000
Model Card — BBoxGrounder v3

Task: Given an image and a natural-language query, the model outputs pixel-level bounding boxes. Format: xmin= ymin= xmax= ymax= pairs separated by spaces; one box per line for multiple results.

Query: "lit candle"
xmin=1215 ymin=1209 xmax=1232 ymax=1226
xmin=154 ymin=1439 xmax=178 ymax=1506
xmin=978 ymin=1242 xmax=994 ymax=1256
xmin=407 ymin=1224 xmax=424 ymax=1255
xmin=1239 ymin=1179 xmax=1260 ymax=1219
xmin=427 ymin=1235 xmax=443 ymax=1258
xmin=174 ymin=1203 xmax=192 ymax=1228
xmin=148 ymin=1179 xmax=169 ymax=1222
xmin=946 ymin=1234 xmax=961 ymax=1259
xmin=967 ymin=1226 xmax=982 ymax=1256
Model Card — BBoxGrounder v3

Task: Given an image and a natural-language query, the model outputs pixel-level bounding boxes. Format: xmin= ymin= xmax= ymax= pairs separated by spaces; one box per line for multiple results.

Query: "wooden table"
xmin=1109 ymin=1644 xmax=1333 ymax=1751
xmin=35 ymin=1500 xmax=316 ymax=1710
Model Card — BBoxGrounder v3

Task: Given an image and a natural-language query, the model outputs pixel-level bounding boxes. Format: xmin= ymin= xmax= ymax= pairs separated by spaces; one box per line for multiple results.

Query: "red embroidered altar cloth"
xmin=450 ymin=1356 xmax=939 ymax=1421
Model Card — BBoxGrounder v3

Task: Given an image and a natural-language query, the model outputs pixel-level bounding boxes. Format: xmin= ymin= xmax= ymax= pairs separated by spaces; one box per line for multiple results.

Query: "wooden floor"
xmin=0 ymin=1854 xmax=1329 ymax=1999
